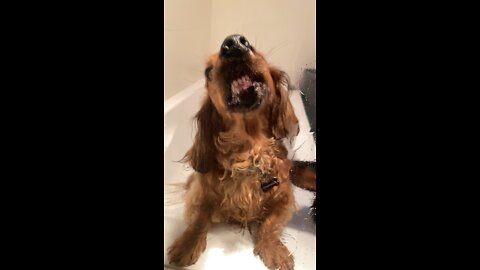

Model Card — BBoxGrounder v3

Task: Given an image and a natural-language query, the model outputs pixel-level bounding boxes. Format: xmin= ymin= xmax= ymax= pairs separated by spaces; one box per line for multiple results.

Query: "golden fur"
xmin=168 ymin=37 xmax=299 ymax=270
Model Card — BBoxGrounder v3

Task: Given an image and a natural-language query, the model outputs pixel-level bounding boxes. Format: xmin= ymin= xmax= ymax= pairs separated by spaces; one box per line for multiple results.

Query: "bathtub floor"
xmin=164 ymin=89 xmax=316 ymax=270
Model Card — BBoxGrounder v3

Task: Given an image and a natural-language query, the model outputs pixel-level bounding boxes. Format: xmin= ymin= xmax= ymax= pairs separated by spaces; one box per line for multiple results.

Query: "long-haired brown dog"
xmin=168 ymin=35 xmax=301 ymax=270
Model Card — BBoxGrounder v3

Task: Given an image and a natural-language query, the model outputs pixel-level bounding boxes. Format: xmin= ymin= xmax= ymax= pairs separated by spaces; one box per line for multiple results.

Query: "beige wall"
xmin=165 ymin=0 xmax=315 ymax=100
xmin=164 ymin=0 xmax=212 ymax=100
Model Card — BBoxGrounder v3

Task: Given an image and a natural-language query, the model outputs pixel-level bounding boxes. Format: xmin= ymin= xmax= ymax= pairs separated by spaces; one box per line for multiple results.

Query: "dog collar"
xmin=261 ymin=177 xmax=279 ymax=192
xmin=246 ymin=167 xmax=279 ymax=192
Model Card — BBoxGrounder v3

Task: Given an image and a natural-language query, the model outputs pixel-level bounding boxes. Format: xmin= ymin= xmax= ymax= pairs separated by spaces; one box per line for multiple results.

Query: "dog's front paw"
xmin=168 ymin=233 xmax=207 ymax=267
xmin=254 ymin=240 xmax=294 ymax=270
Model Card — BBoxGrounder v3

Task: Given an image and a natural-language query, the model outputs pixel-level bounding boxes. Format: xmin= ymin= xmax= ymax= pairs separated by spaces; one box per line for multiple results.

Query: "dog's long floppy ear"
xmin=183 ymin=97 xmax=222 ymax=174
xmin=269 ymin=67 xmax=300 ymax=141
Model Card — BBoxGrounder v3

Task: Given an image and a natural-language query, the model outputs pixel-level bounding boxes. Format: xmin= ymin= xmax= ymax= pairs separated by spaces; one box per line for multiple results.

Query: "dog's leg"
xmin=254 ymin=194 xmax=295 ymax=270
xmin=167 ymin=213 xmax=211 ymax=267
xmin=168 ymin=175 xmax=212 ymax=267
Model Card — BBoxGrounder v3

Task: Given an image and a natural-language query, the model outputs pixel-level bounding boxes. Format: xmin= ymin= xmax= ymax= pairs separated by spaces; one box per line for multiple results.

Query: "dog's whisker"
xmin=264 ymin=40 xmax=289 ymax=58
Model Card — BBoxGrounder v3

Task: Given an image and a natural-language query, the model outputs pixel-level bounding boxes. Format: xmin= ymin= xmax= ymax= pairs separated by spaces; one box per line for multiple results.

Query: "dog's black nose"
xmin=220 ymin=34 xmax=251 ymax=58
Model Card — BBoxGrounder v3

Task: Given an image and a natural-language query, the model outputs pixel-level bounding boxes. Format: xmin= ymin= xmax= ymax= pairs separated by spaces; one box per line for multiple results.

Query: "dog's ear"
xmin=183 ymin=97 xmax=222 ymax=174
xmin=269 ymin=67 xmax=300 ymax=140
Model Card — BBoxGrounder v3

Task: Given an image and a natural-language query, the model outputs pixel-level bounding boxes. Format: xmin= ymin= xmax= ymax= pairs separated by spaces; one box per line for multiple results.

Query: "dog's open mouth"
xmin=227 ymin=74 xmax=268 ymax=112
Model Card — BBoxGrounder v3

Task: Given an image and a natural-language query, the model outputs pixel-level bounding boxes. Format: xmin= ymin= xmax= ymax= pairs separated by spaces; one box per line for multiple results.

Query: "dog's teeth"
xmin=231 ymin=81 xmax=239 ymax=94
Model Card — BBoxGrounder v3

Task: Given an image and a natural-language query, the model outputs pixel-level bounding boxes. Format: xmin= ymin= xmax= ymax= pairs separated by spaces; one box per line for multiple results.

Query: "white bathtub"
xmin=164 ymin=80 xmax=316 ymax=270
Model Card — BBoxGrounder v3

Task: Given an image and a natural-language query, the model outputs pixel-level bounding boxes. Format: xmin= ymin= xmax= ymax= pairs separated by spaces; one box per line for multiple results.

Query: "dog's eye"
xmin=205 ymin=66 xmax=213 ymax=81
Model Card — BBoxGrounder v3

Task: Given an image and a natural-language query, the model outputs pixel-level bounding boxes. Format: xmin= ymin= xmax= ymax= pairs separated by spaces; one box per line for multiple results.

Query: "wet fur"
xmin=290 ymin=161 xmax=317 ymax=223
xmin=168 ymin=45 xmax=299 ymax=270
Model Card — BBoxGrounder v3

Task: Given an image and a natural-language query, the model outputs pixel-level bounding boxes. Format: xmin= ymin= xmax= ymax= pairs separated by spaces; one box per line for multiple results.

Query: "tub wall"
xmin=164 ymin=80 xmax=205 ymax=183
xmin=164 ymin=0 xmax=316 ymax=100
xmin=164 ymin=0 xmax=213 ymax=100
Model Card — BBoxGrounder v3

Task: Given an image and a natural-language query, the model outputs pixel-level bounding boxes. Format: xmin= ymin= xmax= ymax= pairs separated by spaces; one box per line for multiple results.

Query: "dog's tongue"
xmin=231 ymin=76 xmax=253 ymax=96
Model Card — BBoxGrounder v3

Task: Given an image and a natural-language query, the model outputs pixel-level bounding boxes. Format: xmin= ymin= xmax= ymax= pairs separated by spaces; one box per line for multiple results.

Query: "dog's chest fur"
xmin=211 ymin=133 xmax=286 ymax=224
